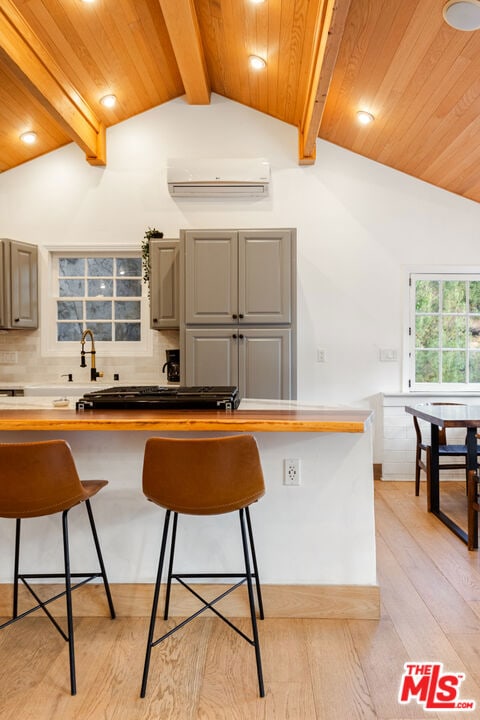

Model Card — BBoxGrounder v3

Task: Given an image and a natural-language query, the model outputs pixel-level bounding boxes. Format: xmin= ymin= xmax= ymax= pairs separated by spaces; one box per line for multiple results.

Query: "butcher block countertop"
xmin=0 ymin=397 xmax=372 ymax=433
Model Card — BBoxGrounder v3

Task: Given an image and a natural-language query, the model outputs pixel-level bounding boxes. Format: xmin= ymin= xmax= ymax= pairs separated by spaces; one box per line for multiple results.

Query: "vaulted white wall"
xmin=1 ymin=93 xmax=480 ymax=457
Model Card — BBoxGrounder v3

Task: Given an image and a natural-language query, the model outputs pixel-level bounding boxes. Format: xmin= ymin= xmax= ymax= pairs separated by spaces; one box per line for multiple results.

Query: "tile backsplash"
xmin=0 ymin=328 xmax=179 ymax=385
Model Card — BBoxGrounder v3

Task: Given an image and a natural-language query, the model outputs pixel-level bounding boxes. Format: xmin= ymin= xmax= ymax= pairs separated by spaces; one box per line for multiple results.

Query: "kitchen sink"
xmin=24 ymin=383 xmax=112 ymax=397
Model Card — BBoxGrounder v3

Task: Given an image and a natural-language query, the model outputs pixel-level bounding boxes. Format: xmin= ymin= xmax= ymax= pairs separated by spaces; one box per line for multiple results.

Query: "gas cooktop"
xmin=75 ymin=385 xmax=240 ymax=411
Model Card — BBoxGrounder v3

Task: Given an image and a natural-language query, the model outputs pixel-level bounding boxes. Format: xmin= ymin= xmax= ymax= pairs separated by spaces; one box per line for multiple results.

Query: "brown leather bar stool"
xmin=140 ymin=434 xmax=266 ymax=699
xmin=0 ymin=439 xmax=115 ymax=695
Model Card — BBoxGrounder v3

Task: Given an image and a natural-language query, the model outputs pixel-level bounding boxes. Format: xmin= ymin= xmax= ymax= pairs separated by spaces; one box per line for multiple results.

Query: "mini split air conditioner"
xmin=167 ymin=158 xmax=270 ymax=197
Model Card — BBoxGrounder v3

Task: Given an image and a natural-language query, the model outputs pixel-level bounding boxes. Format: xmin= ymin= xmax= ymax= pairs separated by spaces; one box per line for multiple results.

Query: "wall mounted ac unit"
xmin=167 ymin=158 xmax=270 ymax=197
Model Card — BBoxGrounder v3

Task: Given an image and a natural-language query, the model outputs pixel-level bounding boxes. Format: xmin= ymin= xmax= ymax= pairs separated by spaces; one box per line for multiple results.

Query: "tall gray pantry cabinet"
xmin=180 ymin=229 xmax=296 ymax=399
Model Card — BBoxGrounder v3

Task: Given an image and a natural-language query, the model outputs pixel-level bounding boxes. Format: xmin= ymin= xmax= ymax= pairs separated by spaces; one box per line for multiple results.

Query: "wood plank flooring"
xmin=2 ymin=480 xmax=480 ymax=719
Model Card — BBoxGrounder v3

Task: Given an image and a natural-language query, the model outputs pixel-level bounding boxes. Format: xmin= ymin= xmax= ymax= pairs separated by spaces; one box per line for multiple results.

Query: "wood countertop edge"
xmin=0 ymin=409 xmax=373 ymax=433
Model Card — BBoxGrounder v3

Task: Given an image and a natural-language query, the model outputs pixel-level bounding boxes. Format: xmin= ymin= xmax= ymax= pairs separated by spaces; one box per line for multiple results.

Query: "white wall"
xmin=1 ymin=93 xmax=480 ymax=458
xmin=0 ymin=424 xmax=377 ymax=586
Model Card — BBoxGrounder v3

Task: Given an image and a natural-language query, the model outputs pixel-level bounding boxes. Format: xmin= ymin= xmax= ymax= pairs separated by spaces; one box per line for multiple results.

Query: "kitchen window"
xmin=409 ymin=272 xmax=480 ymax=390
xmin=43 ymin=250 xmax=151 ymax=357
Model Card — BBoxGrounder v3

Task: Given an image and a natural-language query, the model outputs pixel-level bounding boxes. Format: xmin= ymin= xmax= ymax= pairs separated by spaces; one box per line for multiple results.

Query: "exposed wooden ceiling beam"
xmin=298 ymin=0 xmax=352 ymax=165
xmin=158 ymin=0 xmax=210 ymax=104
xmin=0 ymin=0 xmax=106 ymax=166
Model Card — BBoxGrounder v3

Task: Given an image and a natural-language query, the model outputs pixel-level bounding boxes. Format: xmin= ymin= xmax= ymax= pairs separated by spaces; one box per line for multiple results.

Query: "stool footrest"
xmin=0 ymin=573 xmax=103 ymax=634
xmin=152 ymin=576 xmax=255 ymax=649
xmin=171 ymin=572 xmax=259 ymax=578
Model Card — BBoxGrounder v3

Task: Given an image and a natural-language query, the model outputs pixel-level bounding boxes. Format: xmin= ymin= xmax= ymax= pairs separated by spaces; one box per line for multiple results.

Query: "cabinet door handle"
xmin=14 ymin=318 xmax=19 ymax=323
xmin=238 ymin=334 xmax=244 ymax=340
xmin=232 ymin=334 xmax=237 ymax=339
xmin=239 ymin=313 xmax=244 ymax=319
xmin=232 ymin=313 xmax=237 ymax=319
xmin=153 ymin=318 xmax=158 ymax=323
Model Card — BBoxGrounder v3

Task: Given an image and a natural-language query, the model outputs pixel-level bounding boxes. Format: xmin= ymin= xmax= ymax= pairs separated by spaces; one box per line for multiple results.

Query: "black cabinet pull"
xmin=232 ymin=313 xmax=237 ymax=319
xmin=239 ymin=313 xmax=244 ymax=319
xmin=232 ymin=333 xmax=237 ymax=339
xmin=239 ymin=334 xmax=244 ymax=339
xmin=14 ymin=318 xmax=19 ymax=323
xmin=153 ymin=318 xmax=158 ymax=323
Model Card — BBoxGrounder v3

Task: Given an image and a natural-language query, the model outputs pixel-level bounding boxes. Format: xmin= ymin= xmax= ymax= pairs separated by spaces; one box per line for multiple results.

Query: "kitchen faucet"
xmin=80 ymin=328 xmax=103 ymax=381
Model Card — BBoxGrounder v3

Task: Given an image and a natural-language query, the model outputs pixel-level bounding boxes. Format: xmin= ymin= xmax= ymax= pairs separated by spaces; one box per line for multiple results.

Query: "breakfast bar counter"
xmin=0 ymin=399 xmax=378 ymax=619
xmin=0 ymin=405 xmax=371 ymax=433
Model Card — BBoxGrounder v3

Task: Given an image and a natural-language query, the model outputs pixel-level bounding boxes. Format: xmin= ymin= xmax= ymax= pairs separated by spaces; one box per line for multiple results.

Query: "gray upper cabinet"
xmin=0 ymin=239 xmax=38 ymax=329
xmin=184 ymin=229 xmax=293 ymax=325
xmin=149 ymin=238 xmax=179 ymax=329
xmin=0 ymin=242 xmax=4 ymax=328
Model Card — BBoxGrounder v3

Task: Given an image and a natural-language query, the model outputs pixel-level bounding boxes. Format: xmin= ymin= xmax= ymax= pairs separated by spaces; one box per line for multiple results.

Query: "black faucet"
xmin=80 ymin=329 xmax=103 ymax=381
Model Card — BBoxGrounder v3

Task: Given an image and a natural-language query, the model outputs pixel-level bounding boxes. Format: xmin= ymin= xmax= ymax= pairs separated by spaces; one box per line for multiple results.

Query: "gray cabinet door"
xmin=149 ymin=239 xmax=179 ymax=329
xmin=184 ymin=327 xmax=238 ymax=387
xmin=239 ymin=230 xmax=292 ymax=324
xmin=184 ymin=327 xmax=291 ymax=399
xmin=9 ymin=240 xmax=38 ymax=329
xmin=0 ymin=242 xmax=5 ymax=328
xmin=184 ymin=230 xmax=238 ymax=324
xmin=239 ymin=328 xmax=292 ymax=399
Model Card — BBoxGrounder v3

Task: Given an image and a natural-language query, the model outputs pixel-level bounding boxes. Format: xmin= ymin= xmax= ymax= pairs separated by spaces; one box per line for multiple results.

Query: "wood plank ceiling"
xmin=1 ymin=0 xmax=480 ymax=203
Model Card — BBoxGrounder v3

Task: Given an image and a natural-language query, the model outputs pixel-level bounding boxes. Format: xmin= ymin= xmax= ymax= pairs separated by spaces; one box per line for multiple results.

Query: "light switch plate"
xmin=379 ymin=348 xmax=397 ymax=362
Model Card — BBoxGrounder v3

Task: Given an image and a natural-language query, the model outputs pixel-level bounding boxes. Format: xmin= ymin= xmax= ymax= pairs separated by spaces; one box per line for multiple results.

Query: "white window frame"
xmin=41 ymin=246 xmax=152 ymax=358
xmin=407 ymin=266 xmax=480 ymax=392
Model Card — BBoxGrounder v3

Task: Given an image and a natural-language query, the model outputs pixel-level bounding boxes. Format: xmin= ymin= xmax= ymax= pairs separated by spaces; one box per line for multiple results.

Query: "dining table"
xmin=405 ymin=404 xmax=480 ymax=550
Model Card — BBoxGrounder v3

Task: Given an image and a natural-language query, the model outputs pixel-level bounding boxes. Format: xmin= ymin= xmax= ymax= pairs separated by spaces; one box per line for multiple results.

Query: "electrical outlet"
xmin=284 ymin=458 xmax=301 ymax=486
xmin=0 ymin=351 xmax=17 ymax=364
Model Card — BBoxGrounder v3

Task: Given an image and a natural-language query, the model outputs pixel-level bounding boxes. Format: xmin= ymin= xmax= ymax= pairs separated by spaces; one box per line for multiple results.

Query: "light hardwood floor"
xmin=1 ymin=480 xmax=480 ymax=720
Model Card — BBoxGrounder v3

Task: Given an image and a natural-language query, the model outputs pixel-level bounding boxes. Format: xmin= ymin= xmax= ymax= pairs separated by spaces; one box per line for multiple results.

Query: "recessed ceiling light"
xmin=249 ymin=55 xmax=266 ymax=70
xmin=356 ymin=110 xmax=375 ymax=125
xmin=443 ymin=0 xmax=480 ymax=30
xmin=19 ymin=131 xmax=37 ymax=144
xmin=250 ymin=0 xmax=266 ymax=4
xmin=100 ymin=94 xmax=117 ymax=108
xmin=81 ymin=0 xmax=96 ymax=4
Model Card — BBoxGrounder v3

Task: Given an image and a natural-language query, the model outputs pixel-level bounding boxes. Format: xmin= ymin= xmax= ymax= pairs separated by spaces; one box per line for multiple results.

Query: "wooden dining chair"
xmin=413 ymin=403 xmax=472 ymax=496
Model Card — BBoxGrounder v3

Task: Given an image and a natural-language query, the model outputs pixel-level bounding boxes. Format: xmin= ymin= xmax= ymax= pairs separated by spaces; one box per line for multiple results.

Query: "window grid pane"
xmin=56 ymin=254 xmax=142 ymax=343
xmin=412 ymin=275 xmax=480 ymax=387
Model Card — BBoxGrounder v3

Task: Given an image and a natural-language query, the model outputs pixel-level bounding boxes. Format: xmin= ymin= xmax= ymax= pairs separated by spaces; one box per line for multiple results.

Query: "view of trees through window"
xmin=413 ymin=276 xmax=480 ymax=385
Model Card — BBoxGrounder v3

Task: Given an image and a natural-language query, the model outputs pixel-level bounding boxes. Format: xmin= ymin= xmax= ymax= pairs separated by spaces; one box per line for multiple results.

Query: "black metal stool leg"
xmin=239 ymin=508 xmax=265 ymax=698
xmin=163 ymin=511 xmax=178 ymax=620
xmin=12 ymin=518 xmax=21 ymax=619
xmin=84 ymin=499 xmax=116 ymax=619
xmin=245 ymin=507 xmax=264 ymax=620
xmin=140 ymin=509 xmax=171 ymax=698
xmin=62 ymin=509 xmax=76 ymax=696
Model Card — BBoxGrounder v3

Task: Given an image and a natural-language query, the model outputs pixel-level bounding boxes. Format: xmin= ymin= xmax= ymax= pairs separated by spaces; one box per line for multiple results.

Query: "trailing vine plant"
xmin=142 ymin=227 xmax=163 ymax=295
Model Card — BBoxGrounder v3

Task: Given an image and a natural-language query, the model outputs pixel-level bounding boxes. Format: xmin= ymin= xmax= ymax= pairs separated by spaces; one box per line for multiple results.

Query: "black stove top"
xmin=75 ymin=385 xmax=240 ymax=411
